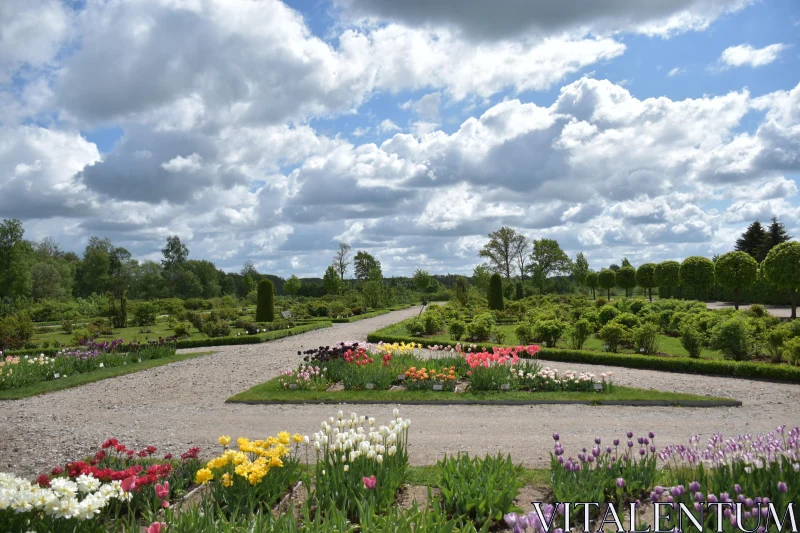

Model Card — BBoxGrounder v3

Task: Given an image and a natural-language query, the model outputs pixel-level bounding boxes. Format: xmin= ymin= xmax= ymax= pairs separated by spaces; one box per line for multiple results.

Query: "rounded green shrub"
xmin=679 ymin=325 xmax=704 ymax=358
xmin=515 ymin=322 xmax=534 ymax=345
xmin=448 ymin=320 xmax=466 ymax=341
xmin=467 ymin=312 xmax=495 ymax=341
xmin=535 ymin=319 xmax=565 ymax=348
xmin=710 ymin=317 xmax=752 ymax=361
xmin=612 ymin=312 xmax=640 ymax=329
xmin=256 ymin=279 xmax=275 ymax=322
xmin=488 ymin=273 xmax=504 ymax=311
xmin=598 ymin=305 xmax=619 ymax=325
xmin=784 ymin=337 xmax=800 ymax=366
xmin=565 ymin=318 xmax=592 ymax=350
xmin=633 ymin=323 xmax=660 ymax=355
xmin=598 ymin=321 xmax=628 ymax=353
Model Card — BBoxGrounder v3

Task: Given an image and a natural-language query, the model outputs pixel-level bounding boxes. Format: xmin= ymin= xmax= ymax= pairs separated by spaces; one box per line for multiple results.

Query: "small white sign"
xmin=500 ymin=383 xmax=510 ymax=391
xmin=366 ymin=383 xmax=375 ymax=390
xmin=288 ymin=384 xmax=298 ymax=390
xmin=397 ymin=374 xmax=406 ymax=380
xmin=593 ymin=383 xmax=604 ymax=391
xmin=432 ymin=384 xmax=443 ymax=391
xmin=639 ymin=348 xmax=645 ymax=353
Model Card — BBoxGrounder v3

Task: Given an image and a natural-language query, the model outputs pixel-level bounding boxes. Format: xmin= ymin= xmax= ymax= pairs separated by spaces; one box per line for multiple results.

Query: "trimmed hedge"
xmin=331 ymin=309 xmax=392 ymax=323
xmin=256 ymin=279 xmax=275 ymax=322
xmin=6 ymin=322 xmax=332 ymax=355
xmin=367 ymin=327 xmax=800 ymax=383
xmin=175 ymin=321 xmax=331 ymax=349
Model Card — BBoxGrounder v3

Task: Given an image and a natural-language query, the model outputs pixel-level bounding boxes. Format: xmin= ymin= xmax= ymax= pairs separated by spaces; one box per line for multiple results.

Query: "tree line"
xmin=476 ymin=218 xmax=800 ymax=317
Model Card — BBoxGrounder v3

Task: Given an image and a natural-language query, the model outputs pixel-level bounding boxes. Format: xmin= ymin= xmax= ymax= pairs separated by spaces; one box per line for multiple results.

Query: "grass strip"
xmin=227 ymin=377 xmax=733 ymax=405
xmin=0 ymin=351 xmax=215 ymax=400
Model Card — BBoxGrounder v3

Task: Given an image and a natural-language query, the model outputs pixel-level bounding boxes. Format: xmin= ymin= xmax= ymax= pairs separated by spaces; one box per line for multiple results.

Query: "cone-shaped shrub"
xmin=256 ymin=279 xmax=275 ymax=322
xmin=488 ymin=273 xmax=505 ymax=311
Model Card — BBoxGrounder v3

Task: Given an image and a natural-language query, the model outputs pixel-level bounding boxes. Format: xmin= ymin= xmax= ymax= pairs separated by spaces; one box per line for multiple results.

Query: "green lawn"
xmin=374 ymin=322 xmax=723 ymax=360
xmin=0 ymin=351 xmax=215 ymax=400
xmin=228 ymin=376 xmax=734 ymax=405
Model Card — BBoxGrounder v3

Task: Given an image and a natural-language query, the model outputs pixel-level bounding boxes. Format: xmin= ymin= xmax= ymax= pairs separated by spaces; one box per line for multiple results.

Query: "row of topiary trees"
xmin=581 ymin=242 xmax=800 ymax=318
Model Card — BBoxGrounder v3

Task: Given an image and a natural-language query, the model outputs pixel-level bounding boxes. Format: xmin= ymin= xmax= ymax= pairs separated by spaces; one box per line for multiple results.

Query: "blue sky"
xmin=1 ymin=0 xmax=799 ymax=277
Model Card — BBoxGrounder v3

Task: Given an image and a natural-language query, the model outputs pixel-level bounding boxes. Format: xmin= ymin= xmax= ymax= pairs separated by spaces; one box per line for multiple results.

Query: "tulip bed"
xmin=0 ymin=339 xmax=178 ymax=398
xmin=2 ymin=413 xmax=798 ymax=532
xmin=228 ymin=341 xmax=734 ymax=405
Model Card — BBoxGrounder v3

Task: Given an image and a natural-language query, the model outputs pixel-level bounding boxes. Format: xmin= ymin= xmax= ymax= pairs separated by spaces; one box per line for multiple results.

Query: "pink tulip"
xmin=121 ymin=476 xmax=137 ymax=493
xmin=155 ymin=481 xmax=169 ymax=500
xmin=363 ymin=475 xmax=377 ymax=490
xmin=146 ymin=522 xmax=166 ymax=533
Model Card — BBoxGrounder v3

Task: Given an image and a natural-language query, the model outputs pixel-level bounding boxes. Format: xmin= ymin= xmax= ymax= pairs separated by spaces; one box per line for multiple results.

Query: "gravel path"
xmin=2 ymin=306 xmax=800 ymax=477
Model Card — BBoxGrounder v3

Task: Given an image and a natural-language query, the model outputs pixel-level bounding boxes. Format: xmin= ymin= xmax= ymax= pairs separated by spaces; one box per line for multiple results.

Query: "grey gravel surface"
xmin=2 ymin=305 xmax=799 ymax=478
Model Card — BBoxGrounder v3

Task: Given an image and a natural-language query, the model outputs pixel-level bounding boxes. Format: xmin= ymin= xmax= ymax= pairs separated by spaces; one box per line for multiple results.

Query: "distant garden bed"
xmin=228 ymin=342 xmax=736 ymax=406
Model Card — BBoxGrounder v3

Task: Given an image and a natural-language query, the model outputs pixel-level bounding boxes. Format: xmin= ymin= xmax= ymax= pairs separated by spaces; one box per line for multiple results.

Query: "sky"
xmin=1 ymin=0 xmax=799 ymax=278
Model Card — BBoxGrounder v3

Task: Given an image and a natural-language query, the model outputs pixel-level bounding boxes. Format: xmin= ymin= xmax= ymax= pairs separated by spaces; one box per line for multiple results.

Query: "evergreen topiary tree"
xmin=514 ymin=280 xmax=524 ymax=300
xmin=616 ymin=265 xmax=637 ymax=298
xmin=714 ymin=251 xmax=758 ymax=310
xmin=256 ymin=279 xmax=275 ymax=322
xmin=488 ymin=273 xmax=504 ymax=311
xmin=654 ymin=260 xmax=680 ymax=299
xmin=598 ymin=269 xmax=616 ymax=299
xmin=584 ymin=271 xmax=598 ymax=299
xmin=762 ymin=241 xmax=800 ymax=319
xmin=636 ymin=263 xmax=657 ymax=301
xmin=680 ymin=256 xmax=715 ymax=300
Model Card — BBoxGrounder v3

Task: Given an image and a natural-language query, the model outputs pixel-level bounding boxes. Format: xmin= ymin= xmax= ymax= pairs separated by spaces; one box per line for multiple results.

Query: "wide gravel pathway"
xmin=2 ymin=306 xmax=800 ymax=477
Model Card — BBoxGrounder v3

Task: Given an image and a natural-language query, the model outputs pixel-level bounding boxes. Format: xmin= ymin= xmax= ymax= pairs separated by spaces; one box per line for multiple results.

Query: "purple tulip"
xmin=734 ymin=484 xmax=742 ymax=494
xmin=689 ymin=481 xmax=701 ymax=492
xmin=627 ymin=431 xmax=633 ymax=438
xmin=514 ymin=526 xmax=524 ymax=533
xmin=518 ymin=515 xmax=529 ymax=529
xmin=628 ymin=440 xmax=634 ymax=448
xmin=694 ymin=503 xmax=702 ymax=512
xmin=650 ymin=445 xmax=656 ymax=453
xmin=745 ymin=498 xmax=753 ymax=508
xmin=695 ymin=492 xmax=704 ymax=502
xmin=708 ymin=494 xmax=718 ymax=504
xmin=616 ymin=478 xmax=625 ymax=489
xmin=504 ymin=513 xmax=518 ymax=528
xmin=649 ymin=431 xmax=655 ymax=439
xmin=557 ymin=456 xmax=564 ymax=464
xmin=655 ymin=486 xmax=665 ymax=496
xmin=595 ymin=437 xmax=601 ymax=445
xmin=778 ymin=482 xmax=788 ymax=493
xmin=639 ymin=448 xmax=646 ymax=456
xmin=606 ymin=446 xmax=612 ymax=453
xmin=613 ymin=439 xmax=620 ymax=446
xmin=528 ymin=512 xmax=541 ymax=530
xmin=638 ymin=437 xmax=644 ymax=444
xmin=552 ymin=433 xmax=559 ymax=441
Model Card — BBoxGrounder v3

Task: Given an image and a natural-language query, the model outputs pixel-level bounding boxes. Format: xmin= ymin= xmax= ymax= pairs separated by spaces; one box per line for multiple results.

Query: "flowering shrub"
xmin=312 ymin=409 xmax=410 ymax=521
xmin=198 ymin=432 xmax=305 ymax=516
xmin=278 ymin=364 xmax=328 ymax=391
xmin=404 ymin=366 xmax=457 ymax=391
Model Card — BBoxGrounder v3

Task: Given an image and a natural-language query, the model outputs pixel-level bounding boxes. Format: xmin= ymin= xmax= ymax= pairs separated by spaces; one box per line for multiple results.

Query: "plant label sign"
xmin=500 ymin=383 xmax=510 ymax=391
xmin=288 ymin=384 xmax=298 ymax=390
xmin=397 ymin=374 xmax=406 ymax=381
xmin=432 ymin=384 xmax=443 ymax=391
xmin=593 ymin=383 xmax=604 ymax=391
xmin=366 ymin=383 xmax=375 ymax=390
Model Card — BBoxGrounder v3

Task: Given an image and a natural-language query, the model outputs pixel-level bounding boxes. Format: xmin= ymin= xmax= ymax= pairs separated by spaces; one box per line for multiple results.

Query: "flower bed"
xmin=229 ymin=341 xmax=735 ymax=405
xmin=0 ymin=339 xmax=176 ymax=391
xmin=3 ymin=417 xmax=797 ymax=532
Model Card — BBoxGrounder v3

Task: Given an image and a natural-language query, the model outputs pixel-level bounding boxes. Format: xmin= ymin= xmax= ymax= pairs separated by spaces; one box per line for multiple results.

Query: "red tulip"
xmin=155 ymin=481 xmax=169 ymax=500
xmin=362 ymin=475 xmax=377 ymax=490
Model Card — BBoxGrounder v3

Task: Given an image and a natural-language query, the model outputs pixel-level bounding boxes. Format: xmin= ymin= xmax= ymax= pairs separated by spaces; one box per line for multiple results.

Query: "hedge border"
xmin=367 ymin=328 xmax=800 ymax=384
xmin=331 ymin=309 xmax=392 ymax=323
xmin=4 ymin=321 xmax=332 ymax=356
xmin=175 ymin=321 xmax=332 ymax=349
xmin=228 ymin=398 xmax=741 ymax=408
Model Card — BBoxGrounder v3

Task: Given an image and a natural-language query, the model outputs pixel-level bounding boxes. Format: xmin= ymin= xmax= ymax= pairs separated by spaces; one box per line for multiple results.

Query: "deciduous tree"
xmin=762 ymin=241 xmax=800 ymax=319
xmin=715 ymin=251 xmax=758 ymax=310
